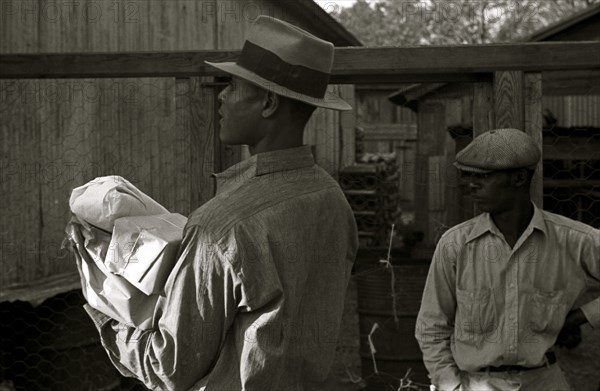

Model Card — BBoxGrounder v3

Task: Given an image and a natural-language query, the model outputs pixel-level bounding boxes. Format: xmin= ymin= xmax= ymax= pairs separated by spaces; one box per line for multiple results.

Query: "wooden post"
xmin=339 ymin=84 xmax=356 ymax=168
xmin=473 ymin=82 xmax=494 ymax=135
xmin=524 ymin=72 xmax=544 ymax=207
xmin=465 ymin=82 xmax=495 ymax=217
xmin=175 ymin=77 xmax=217 ymax=210
xmin=493 ymin=71 xmax=543 ymax=207
xmin=494 ymin=71 xmax=524 ymax=129
xmin=416 ymin=102 xmax=445 ymax=245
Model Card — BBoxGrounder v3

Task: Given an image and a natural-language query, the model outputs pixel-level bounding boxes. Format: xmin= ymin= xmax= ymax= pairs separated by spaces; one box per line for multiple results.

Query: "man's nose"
xmin=217 ymin=88 xmax=227 ymax=103
xmin=468 ymin=181 xmax=480 ymax=190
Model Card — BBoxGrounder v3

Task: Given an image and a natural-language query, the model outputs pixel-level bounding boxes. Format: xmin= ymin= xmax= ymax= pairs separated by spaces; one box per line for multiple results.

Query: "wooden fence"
xmin=1 ymin=41 xmax=599 ymax=297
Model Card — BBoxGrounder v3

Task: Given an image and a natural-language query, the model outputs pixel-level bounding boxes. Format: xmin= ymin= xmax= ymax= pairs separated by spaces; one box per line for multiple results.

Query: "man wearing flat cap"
xmin=84 ymin=16 xmax=358 ymax=390
xmin=416 ymin=128 xmax=600 ymax=390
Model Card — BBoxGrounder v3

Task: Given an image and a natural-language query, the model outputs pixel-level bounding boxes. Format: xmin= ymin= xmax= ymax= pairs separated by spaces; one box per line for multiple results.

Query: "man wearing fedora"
xmin=416 ymin=128 xmax=600 ymax=391
xmin=84 ymin=16 xmax=358 ymax=390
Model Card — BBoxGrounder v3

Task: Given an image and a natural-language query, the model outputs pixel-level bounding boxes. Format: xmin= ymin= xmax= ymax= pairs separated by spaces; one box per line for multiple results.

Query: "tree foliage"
xmin=331 ymin=0 xmax=600 ymax=45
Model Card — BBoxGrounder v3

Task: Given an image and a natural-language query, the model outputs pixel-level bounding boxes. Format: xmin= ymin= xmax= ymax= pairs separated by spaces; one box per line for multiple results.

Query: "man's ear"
xmin=513 ymin=168 xmax=529 ymax=188
xmin=261 ymin=91 xmax=279 ymax=118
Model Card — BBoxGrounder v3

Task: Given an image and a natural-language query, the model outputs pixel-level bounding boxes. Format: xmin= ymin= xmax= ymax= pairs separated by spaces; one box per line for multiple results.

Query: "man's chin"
xmin=473 ymin=200 xmax=491 ymax=212
xmin=219 ymin=132 xmax=244 ymax=146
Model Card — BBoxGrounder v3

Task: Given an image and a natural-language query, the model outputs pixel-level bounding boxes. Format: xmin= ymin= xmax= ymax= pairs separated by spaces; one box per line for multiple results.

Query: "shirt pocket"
xmin=527 ymin=289 xmax=569 ymax=335
xmin=455 ymin=288 xmax=497 ymax=347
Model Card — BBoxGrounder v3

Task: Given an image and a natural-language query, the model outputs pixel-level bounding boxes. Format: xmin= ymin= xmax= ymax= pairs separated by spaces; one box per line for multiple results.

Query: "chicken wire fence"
xmin=0 ymin=289 xmax=150 ymax=391
xmin=543 ymin=125 xmax=600 ymax=229
xmin=1 ymin=103 xmax=599 ymax=391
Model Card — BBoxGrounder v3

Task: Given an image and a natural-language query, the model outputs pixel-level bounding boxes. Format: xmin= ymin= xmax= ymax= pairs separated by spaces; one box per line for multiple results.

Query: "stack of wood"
xmin=339 ymin=154 xmax=400 ymax=247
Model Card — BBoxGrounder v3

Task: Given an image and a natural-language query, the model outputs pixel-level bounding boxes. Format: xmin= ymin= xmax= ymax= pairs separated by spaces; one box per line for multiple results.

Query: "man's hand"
xmin=555 ymin=308 xmax=588 ymax=349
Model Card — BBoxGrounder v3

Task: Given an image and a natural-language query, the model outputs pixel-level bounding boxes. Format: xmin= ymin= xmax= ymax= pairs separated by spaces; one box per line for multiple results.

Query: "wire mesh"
xmin=0 ymin=290 xmax=150 ymax=391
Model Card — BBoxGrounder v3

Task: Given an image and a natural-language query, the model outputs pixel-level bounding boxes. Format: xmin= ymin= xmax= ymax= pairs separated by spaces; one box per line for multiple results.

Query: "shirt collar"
xmin=212 ymin=145 xmax=315 ymax=195
xmin=465 ymin=202 xmax=547 ymax=243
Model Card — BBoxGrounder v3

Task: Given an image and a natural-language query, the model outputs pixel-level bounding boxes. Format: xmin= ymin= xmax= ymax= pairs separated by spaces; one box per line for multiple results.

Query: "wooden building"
xmin=389 ymin=3 xmax=600 ymax=245
xmin=387 ymin=4 xmax=600 ymax=390
xmin=0 ymin=0 xmax=360 ymax=300
xmin=354 ymin=85 xmax=418 ymax=220
xmin=0 ymin=2 xmax=361 ymax=389
xmin=1 ymin=3 xmax=599 ymax=389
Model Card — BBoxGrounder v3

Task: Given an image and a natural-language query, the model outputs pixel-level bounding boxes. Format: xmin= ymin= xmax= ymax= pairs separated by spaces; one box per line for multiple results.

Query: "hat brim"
xmin=205 ymin=61 xmax=352 ymax=111
xmin=453 ymin=162 xmax=494 ymax=174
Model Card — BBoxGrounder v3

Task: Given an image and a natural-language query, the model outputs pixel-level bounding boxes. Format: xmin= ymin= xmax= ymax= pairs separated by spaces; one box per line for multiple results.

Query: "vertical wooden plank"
xmin=404 ymin=139 xmax=417 ymax=211
xmin=0 ymin=80 xmax=42 ymax=286
xmin=415 ymin=102 xmax=445 ymax=246
xmin=524 ymin=72 xmax=544 ymax=207
xmin=473 ymin=82 xmax=494 ymax=135
xmin=189 ymin=77 xmax=217 ymax=209
xmin=444 ymin=98 xmax=462 ymax=227
xmin=217 ymin=0 xmax=253 ymax=50
xmin=0 ymin=0 xmax=40 ymax=53
xmin=463 ymin=82 xmax=495 ymax=219
xmin=152 ymin=78 xmax=178 ymax=211
xmin=339 ymin=85 xmax=356 ymax=168
xmin=175 ymin=78 xmax=193 ymax=213
xmin=428 ymin=156 xmax=445 ymax=211
xmin=444 ymin=99 xmax=462 ymax=126
xmin=428 ymin=156 xmax=447 ymax=242
xmin=494 ymin=71 xmax=524 ymax=130
xmin=38 ymin=78 xmax=101 ymax=281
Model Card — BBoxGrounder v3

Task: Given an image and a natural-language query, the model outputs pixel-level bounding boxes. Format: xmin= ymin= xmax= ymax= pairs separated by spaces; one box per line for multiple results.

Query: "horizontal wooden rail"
xmin=0 ymin=42 xmax=598 ymax=83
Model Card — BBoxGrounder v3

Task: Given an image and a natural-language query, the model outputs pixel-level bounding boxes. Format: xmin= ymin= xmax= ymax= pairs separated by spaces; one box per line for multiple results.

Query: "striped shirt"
xmin=85 ymin=145 xmax=358 ymax=390
xmin=416 ymin=204 xmax=600 ymax=390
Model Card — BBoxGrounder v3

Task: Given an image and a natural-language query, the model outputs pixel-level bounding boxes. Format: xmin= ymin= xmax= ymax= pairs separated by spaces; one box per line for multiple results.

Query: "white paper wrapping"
xmin=105 ymin=213 xmax=187 ymax=296
xmin=65 ymin=176 xmax=188 ymax=330
xmin=69 ymin=175 xmax=168 ymax=232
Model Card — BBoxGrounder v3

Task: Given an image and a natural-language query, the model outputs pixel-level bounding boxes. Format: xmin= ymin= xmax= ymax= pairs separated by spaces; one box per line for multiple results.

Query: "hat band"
xmin=237 ymin=41 xmax=330 ymax=99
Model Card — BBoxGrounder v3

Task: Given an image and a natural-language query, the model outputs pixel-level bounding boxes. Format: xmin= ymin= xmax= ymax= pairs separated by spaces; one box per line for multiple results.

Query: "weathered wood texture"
xmin=304 ymin=85 xmax=342 ymax=176
xmin=176 ymin=77 xmax=217 ymax=208
xmin=2 ymin=42 xmax=599 ymax=80
xmin=494 ymin=71 xmax=525 ymax=129
xmin=524 ymin=73 xmax=544 ymax=207
xmin=356 ymin=87 xmax=417 ymax=216
xmin=473 ymin=82 xmax=495 ymax=135
xmin=0 ymin=78 xmax=186 ymax=288
xmin=339 ymin=85 xmax=356 ymax=169
xmin=1 ymin=0 xmax=354 ymax=294
xmin=415 ymin=102 xmax=445 ymax=244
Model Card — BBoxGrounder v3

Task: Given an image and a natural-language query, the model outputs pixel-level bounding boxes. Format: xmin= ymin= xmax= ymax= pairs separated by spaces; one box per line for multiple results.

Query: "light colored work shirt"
xmin=415 ymin=203 xmax=600 ymax=390
xmin=85 ymin=145 xmax=358 ymax=390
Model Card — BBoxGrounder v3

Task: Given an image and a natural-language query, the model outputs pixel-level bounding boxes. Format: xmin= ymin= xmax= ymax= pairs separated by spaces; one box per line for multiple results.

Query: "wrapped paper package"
xmin=65 ymin=176 xmax=188 ymax=330
xmin=69 ymin=175 xmax=169 ymax=232
xmin=105 ymin=213 xmax=188 ymax=296
xmin=65 ymin=218 xmax=161 ymax=329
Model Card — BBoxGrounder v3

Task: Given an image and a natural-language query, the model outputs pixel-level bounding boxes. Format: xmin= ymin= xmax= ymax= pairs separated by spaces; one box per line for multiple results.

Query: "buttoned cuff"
xmin=434 ymin=368 xmax=461 ymax=391
xmin=580 ymin=299 xmax=600 ymax=329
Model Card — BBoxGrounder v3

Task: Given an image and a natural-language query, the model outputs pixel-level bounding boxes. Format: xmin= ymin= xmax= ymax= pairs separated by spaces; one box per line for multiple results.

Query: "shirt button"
xmin=509 ymin=283 xmax=515 ymax=288
xmin=509 ymin=314 xmax=515 ymax=320
xmin=510 ymin=345 xmax=515 ymax=351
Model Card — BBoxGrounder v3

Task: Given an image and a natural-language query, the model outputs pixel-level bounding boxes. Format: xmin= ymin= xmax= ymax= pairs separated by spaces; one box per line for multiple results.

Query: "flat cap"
xmin=454 ymin=128 xmax=541 ymax=173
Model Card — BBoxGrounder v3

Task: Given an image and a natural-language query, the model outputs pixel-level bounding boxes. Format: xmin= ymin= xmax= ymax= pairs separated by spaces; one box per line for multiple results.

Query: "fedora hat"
xmin=205 ymin=15 xmax=352 ymax=111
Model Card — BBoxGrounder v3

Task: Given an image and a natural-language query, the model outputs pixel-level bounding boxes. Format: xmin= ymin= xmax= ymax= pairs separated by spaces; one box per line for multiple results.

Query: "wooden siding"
xmin=0 ymin=0 xmax=355 ymax=291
